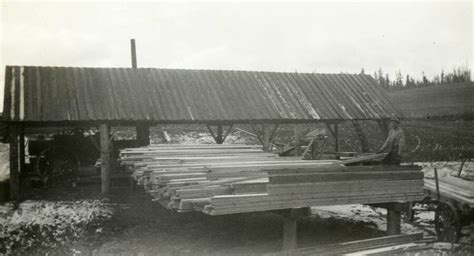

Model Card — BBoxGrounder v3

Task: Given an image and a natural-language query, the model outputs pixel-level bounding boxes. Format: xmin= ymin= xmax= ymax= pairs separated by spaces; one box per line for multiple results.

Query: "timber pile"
xmin=265 ymin=233 xmax=436 ymax=255
xmin=120 ymin=144 xmax=424 ymax=215
xmin=424 ymin=176 xmax=474 ymax=207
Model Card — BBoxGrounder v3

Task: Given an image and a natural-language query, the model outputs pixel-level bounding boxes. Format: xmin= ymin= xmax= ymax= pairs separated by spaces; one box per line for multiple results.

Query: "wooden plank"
xmin=232 ymin=180 xmax=268 ymax=194
xmin=207 ymin=195 xmax=424 ymax=215
xmin=207 ymin=194 xmax=424 ymax=215
xmin=338 ymin=153 xmax=387 ymax=165
xmin=207 ymin=172 xmax=267 ymax=180
xmin=211 ymin=190 xmax=424 ymax=207
xmin=178 ymin=198 xmax=212 ymax=212
xmin=203 ymin=162 xmax=338 ymax=174
xmin=121 ymin=145 xmax=263 ymax=151
xmin=424 ymin=182 xmax=474 ymax=205
xmin=269 ymin=165 xmax=421 ymax=175
xmin=149 ymin=155 xmax=287 ymax=161
xmin=167 ymin=177 xmax=265 ymax=190
xmin=268 ymin=180 xmax=423 ymax=195
xmin=122 ymin=148 xmax=266 ymax=154
xmin=269 ymin=171 xmax=423 ymax=184
xmin=156 ymin=173 xmax=207 ymax=182
xmin=121 ymin=150 xmax=273 ymax=156
xmin=267 ymin=185 xmax=423 ymax=198
xmin=210 ymin=192 xmax=423 ymax=206
xmin=268 ymin=179 xmax=422 ymax=189
xmin=346 ymin=242 xmax=424 ymax=255
xmin=146 ymin=160 xmax=332 ymax=170
xmin=167 ymin=177 xmax=242 ymax=188
xmin=439 ymin=176 xmax=474 ymax=193
xmin=125 ymin=144 xmax=260 ymax=148
xmin=174 ymin=186 xmax=231 ymax=199
xmin=424 ymin=180 xmax=474 ymax=198
xmin=272 ymin=233 xmax=424 ymax=256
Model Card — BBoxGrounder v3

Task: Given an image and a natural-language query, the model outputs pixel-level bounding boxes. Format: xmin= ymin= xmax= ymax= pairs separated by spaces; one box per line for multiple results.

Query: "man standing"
xmin=378 ymin=117 xmax=405 ymax=165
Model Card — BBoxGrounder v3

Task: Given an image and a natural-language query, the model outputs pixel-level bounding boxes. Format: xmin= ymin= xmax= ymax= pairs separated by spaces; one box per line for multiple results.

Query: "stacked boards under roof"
xmin=120 ymin=144 xmax=425 ymax=215
xmin=4 ymin=66 xmax=401 ymax=123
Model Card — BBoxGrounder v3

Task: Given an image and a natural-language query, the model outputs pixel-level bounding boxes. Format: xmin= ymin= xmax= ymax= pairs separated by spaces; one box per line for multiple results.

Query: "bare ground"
xmin=21 ymin=183 xmax=389 ymax=256
xmin=2 ymin=121 xmax=474 ymax=255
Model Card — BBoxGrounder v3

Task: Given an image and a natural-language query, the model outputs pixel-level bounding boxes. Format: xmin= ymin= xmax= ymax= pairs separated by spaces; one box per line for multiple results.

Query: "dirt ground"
xmin=10 ymin=179 xmax=470 ymax=256
xmin=2 ymin=121 xmax=474 ymax=255
xmin=13 ymin=183 xmax=403 ymax=255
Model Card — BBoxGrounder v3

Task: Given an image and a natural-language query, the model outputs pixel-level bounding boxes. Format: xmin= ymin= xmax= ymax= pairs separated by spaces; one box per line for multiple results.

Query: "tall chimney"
xmin=131 ymin=39 xmax=137 ymax=68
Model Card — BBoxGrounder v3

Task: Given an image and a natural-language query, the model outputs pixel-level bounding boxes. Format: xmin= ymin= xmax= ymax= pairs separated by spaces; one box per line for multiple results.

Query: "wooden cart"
xmin=421 ymin=174 xmax=474 ymax=242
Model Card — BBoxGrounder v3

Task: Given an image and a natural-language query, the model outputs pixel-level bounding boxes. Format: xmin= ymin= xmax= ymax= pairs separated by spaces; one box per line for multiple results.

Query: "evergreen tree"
xmin=385 ymin=74 xmax=391 ymax=88
xmin=377 ymin=68 xmax=386 ymax=88
xmin=405 ymin=75 xmax=411 ymax=88
xmin=395 ymin=70 xmax=403 ymax=87
xmin=422 ymin=72 xmax=429 ymax=84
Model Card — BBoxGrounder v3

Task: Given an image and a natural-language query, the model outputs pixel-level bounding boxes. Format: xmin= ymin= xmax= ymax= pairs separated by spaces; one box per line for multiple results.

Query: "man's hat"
xmin=388 ymin=116 xmax=400 ymax=123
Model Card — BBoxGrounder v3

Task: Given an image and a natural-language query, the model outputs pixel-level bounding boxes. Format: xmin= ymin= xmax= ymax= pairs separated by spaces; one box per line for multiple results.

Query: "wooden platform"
xmin=120 ymin=144 xmax=425 ymax=215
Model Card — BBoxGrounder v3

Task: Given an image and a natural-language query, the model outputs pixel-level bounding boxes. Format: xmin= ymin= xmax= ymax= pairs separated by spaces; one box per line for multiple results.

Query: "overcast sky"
xmin=1 ymin=1 xmax=472 ymax=110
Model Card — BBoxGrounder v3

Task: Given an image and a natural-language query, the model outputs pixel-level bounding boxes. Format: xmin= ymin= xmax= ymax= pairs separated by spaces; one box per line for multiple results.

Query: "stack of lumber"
xmin=204 ymin=164 xmax=424 ymax=215
xmin=265 ymin=233 xmax=436 ymax=255
xmin=424 ymin=176 xmax=474 ymax=207
xmin=120 ymin=144 xmax=424 ymax=215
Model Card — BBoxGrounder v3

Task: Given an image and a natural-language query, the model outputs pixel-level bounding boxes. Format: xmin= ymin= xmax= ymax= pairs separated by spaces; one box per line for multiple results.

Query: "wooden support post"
xmin=280 ymin=207 xmax=310 ymax=251
xmin=294 ymin=124 xmax=302 ymax=156
xmin=334 ymin=123 xmax=339 ymax=153
xmin=100 ymin=124 xmax=111 ymax=195
xmin=283 ymin=216 xmax=297 ymax=251
xmin=387 ymin=209 xmax=401 ymax=235
xmin=8 ymin=124 xmax=20 ymax=205
xmin=262 ymin=124 xmax=271 ymax=152
xmin=136 ymin=125 xmax=150 ymax=146
xmin=19 ymin=126 xmax=25 ymax=178
xmin=207 ymin=124 xmax=231 ymax=144
xmin=216 ymin=124 xmax=224 ymax=144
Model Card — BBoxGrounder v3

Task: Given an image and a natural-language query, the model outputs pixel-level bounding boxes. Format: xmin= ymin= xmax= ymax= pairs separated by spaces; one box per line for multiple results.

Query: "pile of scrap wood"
xmin=265 ymin=232 xmax=436 ymax=255
xmin=120 ymin=144 xmax=424 ymax=215
xmin=424 ymin=176 xmax=474 ymax=207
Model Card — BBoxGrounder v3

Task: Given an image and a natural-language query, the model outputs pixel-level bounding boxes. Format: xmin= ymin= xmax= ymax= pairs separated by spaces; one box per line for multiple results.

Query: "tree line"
xmin=361 ymin=66 xmax=472 ymax=91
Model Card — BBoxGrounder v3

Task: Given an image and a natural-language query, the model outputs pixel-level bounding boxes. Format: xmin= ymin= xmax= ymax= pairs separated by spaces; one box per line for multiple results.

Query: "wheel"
xmin=434 ymin=202 xmax=462 ymax=242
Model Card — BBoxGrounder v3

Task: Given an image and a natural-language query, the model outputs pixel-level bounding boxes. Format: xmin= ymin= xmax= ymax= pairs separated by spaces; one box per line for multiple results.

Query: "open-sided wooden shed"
xmin=2 ymin=65 xmax=402 ymax=200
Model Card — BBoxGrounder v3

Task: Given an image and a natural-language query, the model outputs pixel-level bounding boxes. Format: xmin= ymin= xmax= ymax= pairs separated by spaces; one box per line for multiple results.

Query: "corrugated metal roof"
xmin=3 ymin=66 xmax=401 ymax=123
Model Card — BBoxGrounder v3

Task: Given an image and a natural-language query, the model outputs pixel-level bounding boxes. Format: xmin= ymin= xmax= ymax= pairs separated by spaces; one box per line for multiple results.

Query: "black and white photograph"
xmin=0 ymin=0 xmax=473 ymax=255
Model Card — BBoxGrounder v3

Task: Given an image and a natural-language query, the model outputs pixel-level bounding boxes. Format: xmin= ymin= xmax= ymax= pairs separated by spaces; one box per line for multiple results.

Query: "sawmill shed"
xmin=2 ymin=65 xmax=402 ymax=201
